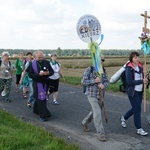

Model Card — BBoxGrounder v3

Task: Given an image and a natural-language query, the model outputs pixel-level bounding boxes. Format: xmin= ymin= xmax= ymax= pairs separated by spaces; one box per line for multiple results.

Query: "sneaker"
xmin=40 ymin=117 xmax=47 ymax=122
xmin=27 ymin=102 xmax=32 ymax=107
xmin=137 ymin=128 xmax=148 ymax=136
xmin=120 ymin=116 xmax=126 ymax=128
xmin=46 ymin=95 xmax=49 ymax=101
xmin=1 ymin=90 xmax=6 ymax=97
xmin=16 ymin=88 xmax=19 ymax=92
xmin=52 ymin=100 xmax=59 ymax=105
xmin=23 ymin=93 xmax=27 ymax=99
xmin=5 ymin=99 xmax=11 ymax=103
xmin=97 ymin=134 xmax=106 ymax=142
xmin=81 ymin=123 xmax=90 ymax=132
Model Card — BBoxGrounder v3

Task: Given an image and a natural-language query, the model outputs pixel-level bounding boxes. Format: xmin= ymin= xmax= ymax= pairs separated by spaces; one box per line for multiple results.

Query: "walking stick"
xmin=89 ymin=39 xmax=108 ymax=123
xmin=99 ymin=88 xmax=108 ymax=123
xmin=140 ymin=11 xmax=150 ymax=112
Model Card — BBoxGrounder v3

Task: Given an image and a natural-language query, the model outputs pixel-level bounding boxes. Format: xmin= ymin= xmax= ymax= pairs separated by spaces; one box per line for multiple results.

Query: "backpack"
xmin=83 ymin=66 xmax=94 ymax=93
xmin=119 ymin=70 xmax=127 ymax=93
xmin=15 ymin=59 xmax=19 ymax=68
xmin=0 ymin=60 xmax=11 ymax=67
xmin=119 ymin=67 xmax=135 ymax=93
xmin=23 ymin=59 xmax=27 ymax=70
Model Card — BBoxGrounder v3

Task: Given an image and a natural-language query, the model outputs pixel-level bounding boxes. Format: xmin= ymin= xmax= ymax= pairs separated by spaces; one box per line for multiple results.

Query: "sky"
xmin=0 ymin=0 xmax=150 ymax=50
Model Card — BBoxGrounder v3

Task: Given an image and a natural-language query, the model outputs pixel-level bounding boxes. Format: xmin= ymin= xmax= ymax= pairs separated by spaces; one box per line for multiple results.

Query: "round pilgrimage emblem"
xmin=76 ymin=14 xmax=101 ymax=43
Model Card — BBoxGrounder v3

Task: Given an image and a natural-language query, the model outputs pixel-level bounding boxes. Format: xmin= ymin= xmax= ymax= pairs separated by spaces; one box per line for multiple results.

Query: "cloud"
xmin=86 ymin=0 xmax=150 ymax=49
xmin=0 ymin=0 xmax=150 ymax=49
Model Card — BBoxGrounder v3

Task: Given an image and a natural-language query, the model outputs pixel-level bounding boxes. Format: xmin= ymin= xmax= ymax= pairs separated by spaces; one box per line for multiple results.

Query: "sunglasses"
xmin=101 ymin=59 xmax=105 ymax=62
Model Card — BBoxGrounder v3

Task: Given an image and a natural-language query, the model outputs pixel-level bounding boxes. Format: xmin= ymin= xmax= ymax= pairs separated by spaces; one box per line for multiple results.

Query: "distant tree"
xmin=56 ymin=47 xmax=62 ymax=56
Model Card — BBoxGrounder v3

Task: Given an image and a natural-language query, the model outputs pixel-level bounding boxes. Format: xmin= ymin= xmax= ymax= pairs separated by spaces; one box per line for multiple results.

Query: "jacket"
xmin=125 ymin=62 xmax=143 ymax=97
xmin=27 ymin=59 xmax=54 ymax=84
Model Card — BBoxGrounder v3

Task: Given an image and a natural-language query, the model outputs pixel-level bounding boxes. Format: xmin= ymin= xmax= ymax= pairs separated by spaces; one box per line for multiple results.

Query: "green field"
xmin=10 ymin=56 xmax=150 ymax=95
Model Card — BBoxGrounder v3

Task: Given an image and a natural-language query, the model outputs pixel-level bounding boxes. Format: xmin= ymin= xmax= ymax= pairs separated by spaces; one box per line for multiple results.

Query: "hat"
xmin=51 ymin=53 xmax=57 ymax=57
xmin=2 ymin=51 xmax=10 ymax=57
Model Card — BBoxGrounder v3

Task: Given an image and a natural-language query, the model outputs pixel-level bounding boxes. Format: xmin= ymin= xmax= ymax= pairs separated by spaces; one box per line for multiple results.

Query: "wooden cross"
xmin=140 ymin=11 xmax=150 ymax=112
xmin=141 ymin=11 xmax=150 ymax=33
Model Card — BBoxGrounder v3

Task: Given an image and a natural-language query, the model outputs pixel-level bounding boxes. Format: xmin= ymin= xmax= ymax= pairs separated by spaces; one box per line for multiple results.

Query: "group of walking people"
xmin=0 ymin=50 xmax=149 ymax=142
xmin=81 ymin=51 xmax=148 ymax=142
xmin=0 ymin=50 xmax=63 ymax=122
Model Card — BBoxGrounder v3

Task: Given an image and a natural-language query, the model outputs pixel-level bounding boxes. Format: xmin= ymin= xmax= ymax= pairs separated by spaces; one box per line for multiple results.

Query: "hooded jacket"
xmin=125 ymin=61 xmax=143 ymax=97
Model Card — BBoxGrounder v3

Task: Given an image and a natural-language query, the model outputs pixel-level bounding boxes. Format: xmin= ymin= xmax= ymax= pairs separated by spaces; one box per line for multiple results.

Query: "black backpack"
xmin=83 ymin=66 xmax=94 ymax=93
xmin=119 ymin=70 xmax=127 ymax=93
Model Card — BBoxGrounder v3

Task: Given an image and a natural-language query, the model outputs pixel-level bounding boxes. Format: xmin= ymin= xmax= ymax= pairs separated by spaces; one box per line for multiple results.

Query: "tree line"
xmin=0 ymin=47 xmax=144 ymax=57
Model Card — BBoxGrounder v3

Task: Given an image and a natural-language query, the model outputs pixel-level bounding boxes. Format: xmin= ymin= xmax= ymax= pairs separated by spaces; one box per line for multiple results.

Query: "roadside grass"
xmin=60 ymin=76 xmax=120 ymax=92
xmin=60 ymin=76 xmax=150 ymax=100
xmin=0 ymin=110 xmax=79 ymax=150
xmin=61 ymin=76 xmax=82 ymax=85
xmin=62 ymin=76 xmax=81 ymax=85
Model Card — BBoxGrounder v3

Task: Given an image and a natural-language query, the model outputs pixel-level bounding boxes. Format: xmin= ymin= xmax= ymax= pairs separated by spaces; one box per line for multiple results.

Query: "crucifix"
xmin=40 ymin=92 xmax=45 ymax=99
xmin=141 ymin=11 xmax=150 ymax=33
xmin=140 ymin=11 xmax=150 ymax=112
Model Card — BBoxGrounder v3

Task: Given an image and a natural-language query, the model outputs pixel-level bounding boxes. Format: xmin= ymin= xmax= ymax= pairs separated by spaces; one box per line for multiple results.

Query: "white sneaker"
xmin=52 ymin=100 xmax=59 ymax=105
xmin=137 ymin=128 xmax=148 ymax=136
xmin=46 ymin=95 xmax=49 ymax=101
xmin=1 ymin=90 xmax=6 ymax=97
xmin=120 ymin=116 xmax=126 ymax=128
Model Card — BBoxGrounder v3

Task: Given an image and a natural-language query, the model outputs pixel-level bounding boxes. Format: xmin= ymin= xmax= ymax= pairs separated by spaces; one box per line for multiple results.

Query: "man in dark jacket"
xmin=27 ymin=50 xmax=54 ymax=121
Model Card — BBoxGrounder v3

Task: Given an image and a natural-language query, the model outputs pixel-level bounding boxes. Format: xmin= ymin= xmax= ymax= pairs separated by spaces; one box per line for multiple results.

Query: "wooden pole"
xmin=143 ymin=54 xmax=147 ymax=112
xmin=140 ymin=11 xmax=150 ymax=112
xmin=90 ymin=37 xmax=108 ymax=122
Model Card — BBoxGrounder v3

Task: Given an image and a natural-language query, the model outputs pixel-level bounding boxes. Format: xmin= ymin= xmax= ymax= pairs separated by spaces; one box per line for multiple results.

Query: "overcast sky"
xmin=0 ymin=0 xmax=149 ymax=50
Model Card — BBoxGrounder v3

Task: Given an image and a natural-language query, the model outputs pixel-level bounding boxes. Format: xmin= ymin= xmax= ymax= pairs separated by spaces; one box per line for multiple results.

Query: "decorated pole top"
xmin=141 ymin=11 xmax=150 ymax=33
xmin=76 ymin=14 xmax=103 ymax=76
xmin=76 ymin=14 xmax=101 ymax=43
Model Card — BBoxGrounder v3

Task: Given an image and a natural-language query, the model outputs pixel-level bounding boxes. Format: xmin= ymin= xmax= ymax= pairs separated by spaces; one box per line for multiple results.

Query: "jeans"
xmin=124 ymin=91 xmax=142 ymax=129
xmin=28 ymin=81 xmax=35 ymax=103
xmin=82 ymin=95 xmax=105 ymax=135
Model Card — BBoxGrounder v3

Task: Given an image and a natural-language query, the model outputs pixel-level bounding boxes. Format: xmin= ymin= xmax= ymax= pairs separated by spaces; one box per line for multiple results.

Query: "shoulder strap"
xmin=32 ymin=60 xmax=38 ymax=74
xmin=16 ymin=59 xmax=19 ymax=66
xmin=0 ymin=60 xmax=11 ymax=66
xmin=87 ymin=66 xmax=94 ymax=80
xmin=90 ymin=66 xmax=94 ymax=73
xmin=9 ymin=61 xmax=11 ymax=66
xmin=24 ymin=59 xmax=27 ymax=66
xmin=56 ymin=61 xmax=59 ymax=66
xmin=103 ymin=66 xmax=106 ymax=73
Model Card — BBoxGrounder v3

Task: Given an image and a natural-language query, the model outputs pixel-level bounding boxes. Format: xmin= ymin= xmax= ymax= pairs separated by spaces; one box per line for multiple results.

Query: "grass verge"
xmin=60 ymin=76 xmax=121 ymax=92
xmin=0 ymin=110 xmax=79 ymax=150
xmin=60 ymin=76 xmax=150 ymax=100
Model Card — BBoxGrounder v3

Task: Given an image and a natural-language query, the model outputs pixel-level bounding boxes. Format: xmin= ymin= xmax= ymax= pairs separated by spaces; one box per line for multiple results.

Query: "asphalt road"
xmin=0 ymin=79 xmax=150 ymax=150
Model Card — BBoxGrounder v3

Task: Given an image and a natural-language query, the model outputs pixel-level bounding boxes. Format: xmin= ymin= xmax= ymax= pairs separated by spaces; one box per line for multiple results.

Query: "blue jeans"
xmin=124 ymin=91 xmax=142 ymax=129
xmin=28 ymin=81 xmax=35 ymax=103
